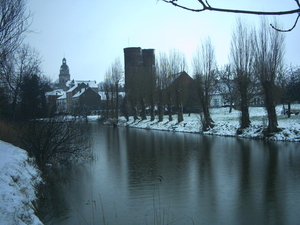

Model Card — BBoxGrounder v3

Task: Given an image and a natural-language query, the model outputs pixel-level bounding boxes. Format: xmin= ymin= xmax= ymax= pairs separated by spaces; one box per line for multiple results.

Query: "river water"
xmin=43 ymin=123 xmax=300 ymax=225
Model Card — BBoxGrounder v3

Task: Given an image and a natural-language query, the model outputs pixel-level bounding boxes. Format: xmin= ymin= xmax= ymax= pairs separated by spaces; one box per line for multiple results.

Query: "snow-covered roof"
xmin=57 ymin=92 xmax=66 ymax=100
xmin=66 ymin=84 xmax=79 ymax=93
xmin=45 ymin=89 xmax=64 ymax=96
xmin=67 ymin=80 xmax=98 ymax=88
xmin=77 ymin=80 xmax=98 ymax=88
xmin=73 ymin=88 xmax=86 ymax=98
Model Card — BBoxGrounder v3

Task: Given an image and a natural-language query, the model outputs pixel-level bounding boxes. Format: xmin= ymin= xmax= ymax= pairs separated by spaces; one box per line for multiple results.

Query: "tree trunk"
xmin=229 ymin=103 xmax=233 ymax=113
xmin=140 ymin=97 xmax=147 ymax=120
xmin=110 ymin=86 xmax=114 ymax=118
xmin=132 ymin=98 xmax=138 ymax=121
xmin=115 ymin=83 xmax=119 ymax=119
xmin=158 ymin=91 xmax=163 ymax=122
xmin=105 ymin=91 xmax=109 ymax=119
xmin=202 ymin=104 xmax=214 ymax=131
xmin=167 ymin=91 xmax=173 ymax=121
xmin=176 ymin=89 xmax=183 ymax=123
xmin=150 ymin=94 xmax=155 ymax=121
xmin=239 ymin=86 xmax=251 ymax=129
xmin=198 ymin=89 xmax=214 ymax=131
xmin=287 ymin=102 xmax=291 ymax=118
xmin=262 ymin=81 xmax=278 ymax=133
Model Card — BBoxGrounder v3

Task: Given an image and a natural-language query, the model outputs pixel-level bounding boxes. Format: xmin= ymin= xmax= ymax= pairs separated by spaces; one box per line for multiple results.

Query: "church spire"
xmin=59 ymin=57 xmax=70 ymax=90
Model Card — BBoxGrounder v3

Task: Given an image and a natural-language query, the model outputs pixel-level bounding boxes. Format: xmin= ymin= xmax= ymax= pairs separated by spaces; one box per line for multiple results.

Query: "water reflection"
xmin=43 ymin=124 xmax=300 ymax=225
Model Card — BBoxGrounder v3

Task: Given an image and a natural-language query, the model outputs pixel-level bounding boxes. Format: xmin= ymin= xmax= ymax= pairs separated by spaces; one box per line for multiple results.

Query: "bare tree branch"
xmin=162 ymin=0 xmax=300 ymax=15
xmin=271 ymin=14 xmax=300 ymax=32
xmin=162 ymin=0 xmax=300 ymax=31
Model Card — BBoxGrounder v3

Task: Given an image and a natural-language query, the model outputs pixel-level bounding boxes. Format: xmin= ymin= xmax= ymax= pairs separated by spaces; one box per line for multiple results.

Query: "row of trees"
xmin=228 ymin=18 xmax=286 ymax=133
xmin=101 ymin=17 xmax=300 ymax=134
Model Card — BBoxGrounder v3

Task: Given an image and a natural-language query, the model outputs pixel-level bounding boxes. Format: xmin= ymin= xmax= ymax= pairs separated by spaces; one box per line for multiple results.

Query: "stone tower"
xmin=59 ymin=58 xmax=70 ymax=89
xmin=123 ymin=47 xmax=155 ymax=94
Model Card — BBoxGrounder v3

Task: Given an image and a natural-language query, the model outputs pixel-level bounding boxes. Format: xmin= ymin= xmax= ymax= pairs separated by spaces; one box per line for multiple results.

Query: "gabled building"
xmin=72 ymin=87 xmax=101 ymax=114
xmin=165 ymin=71 xmax=198 ymax=112
xmin=67 ymin=79 xmax=98 ymax=93
xmin=56 ymin=92 xmax=67 ymax=112
xmin=56 ymin=83 xmax=101 ymax=114
xmin=45 ymin=89 xmax=64 ymax=113
xmin=53 ymin=58 xmax=101 ymax=114
xmin=66 ymin=83 xmax=88 ymax=111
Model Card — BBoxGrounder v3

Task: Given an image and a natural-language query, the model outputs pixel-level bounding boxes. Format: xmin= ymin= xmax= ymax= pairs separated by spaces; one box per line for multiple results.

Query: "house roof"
xmin=167 ymin=71 xmax=195 ymax=90
xmin=66 ymin=84 xmax=79 ymax=93
xmin=73 ymin=88 xmax=86 ymax=98
xmin=57 ymin=92 xmax=66 ymax=100
xmin=67 ymin=80 xmax=98 ymax=88
xmin=45 ymin=89 xmax=64 ymax=96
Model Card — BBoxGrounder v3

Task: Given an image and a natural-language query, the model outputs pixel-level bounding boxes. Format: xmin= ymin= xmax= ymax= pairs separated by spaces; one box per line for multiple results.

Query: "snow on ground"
xmin=91 ymin=106 xmax=300 ymax=142
xmin=0 ymin=141 xmax=43 ymax=225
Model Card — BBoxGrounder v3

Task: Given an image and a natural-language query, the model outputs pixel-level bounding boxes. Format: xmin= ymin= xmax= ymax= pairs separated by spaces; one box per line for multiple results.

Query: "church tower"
xmin=59 ymin=58 xmax=70 ymax=88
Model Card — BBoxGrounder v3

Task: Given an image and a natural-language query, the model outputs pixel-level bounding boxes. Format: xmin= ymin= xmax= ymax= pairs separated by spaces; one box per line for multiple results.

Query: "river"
xmin=41 ymin=123 xmax=300 ymax=225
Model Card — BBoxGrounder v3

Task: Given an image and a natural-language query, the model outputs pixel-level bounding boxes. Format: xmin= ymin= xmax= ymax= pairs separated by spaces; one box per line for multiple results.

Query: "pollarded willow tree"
xmin=252 ymin=19 xmax=285 ymax=133
xmin=161 ymin=0 xmax=300 ymax=32
xmin=193 ymin=37 xmax=216 ymax=131
xmin=230 ymin=18 xmax=255 ymax=130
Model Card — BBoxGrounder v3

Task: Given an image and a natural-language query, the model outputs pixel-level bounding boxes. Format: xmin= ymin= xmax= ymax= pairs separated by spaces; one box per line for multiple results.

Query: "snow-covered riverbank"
xmin=0 ymin=141 xmax=43 ymax=225
xmin=92 ymin=106 xmax=300 ymax=142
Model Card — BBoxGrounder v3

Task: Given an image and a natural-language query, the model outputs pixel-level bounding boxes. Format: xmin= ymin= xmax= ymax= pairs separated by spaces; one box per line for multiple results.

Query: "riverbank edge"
xmin=99 ymin=110 xmax=300 ymax=142
xmin=0 ymin=140 xmax=43 ymax=225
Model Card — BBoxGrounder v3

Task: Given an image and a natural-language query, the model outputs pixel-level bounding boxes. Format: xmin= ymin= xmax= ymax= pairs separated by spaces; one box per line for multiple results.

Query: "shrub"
xmin=19 ymin=117 xmax=93 ymax=168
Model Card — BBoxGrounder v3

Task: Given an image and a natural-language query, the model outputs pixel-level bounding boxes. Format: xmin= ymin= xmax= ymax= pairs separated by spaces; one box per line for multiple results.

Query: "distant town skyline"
xmin=25 ymin=0 xmax=300 ymax=83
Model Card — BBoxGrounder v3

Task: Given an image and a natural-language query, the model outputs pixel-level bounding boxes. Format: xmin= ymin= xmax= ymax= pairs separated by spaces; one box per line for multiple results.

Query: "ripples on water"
xmin=42 ymin=123 xmax=300 ymax=225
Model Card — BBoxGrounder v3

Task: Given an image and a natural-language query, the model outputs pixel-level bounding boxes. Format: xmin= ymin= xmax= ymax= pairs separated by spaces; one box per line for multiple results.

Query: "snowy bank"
xmin=94 ymin=106 xmax=300 ymax=142
xmin=0 ymin=141 xmax=43 ymax=225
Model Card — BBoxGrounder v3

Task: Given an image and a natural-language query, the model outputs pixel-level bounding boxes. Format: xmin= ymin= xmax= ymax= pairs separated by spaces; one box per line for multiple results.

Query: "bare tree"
xmin=0 ymin=0 xmax=32 ymax=62
xmin=101 ymin=59 xmax=124 ymax=123
xmin=161 ymin=0 xmax=300 ymax=32
xmin=253 ymin=18 xmax=285 ymax=133
xmin=156 ymin=52 xmax=168 ymax=121
xmin=217 ymin=65 xmax=238 ymax=113
xmin=2 ymin=44 xmax=42 ymax=118
xmin=282 ymin=67 xmax=300 ymax=117
xmin=19 ymin=117 xmax=93 ymax=168
xmin=111 ymin=58 xmax=123 ymax=119
xmin=102 ymin=70 xmax=113 ymax=119
xmin=193 ymin=37 xmax=216 ymax=131
xmin=156 ymin=49 xmax=187 ymax=122
xmin=169 ymin=49 xmax=187 ymax=123
xmin=230 ymin=18 xmax=255 ymax=130
xmin=156 ymin=51 xmax=173 ymax=121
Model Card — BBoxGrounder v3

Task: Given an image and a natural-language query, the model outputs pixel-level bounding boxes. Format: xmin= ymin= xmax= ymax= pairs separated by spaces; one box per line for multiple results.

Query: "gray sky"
xmin=25 ymin=0 xmax=300 ymax=83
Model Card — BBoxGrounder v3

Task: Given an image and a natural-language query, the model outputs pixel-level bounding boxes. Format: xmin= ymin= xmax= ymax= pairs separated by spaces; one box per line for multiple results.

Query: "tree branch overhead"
xmin=162 ymin=0 xmax=300 ymax=31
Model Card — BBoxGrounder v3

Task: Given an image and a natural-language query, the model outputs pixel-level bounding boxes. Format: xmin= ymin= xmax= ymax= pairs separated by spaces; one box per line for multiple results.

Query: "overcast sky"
xmin=25 ymin=0 xmax=300 ymax=83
